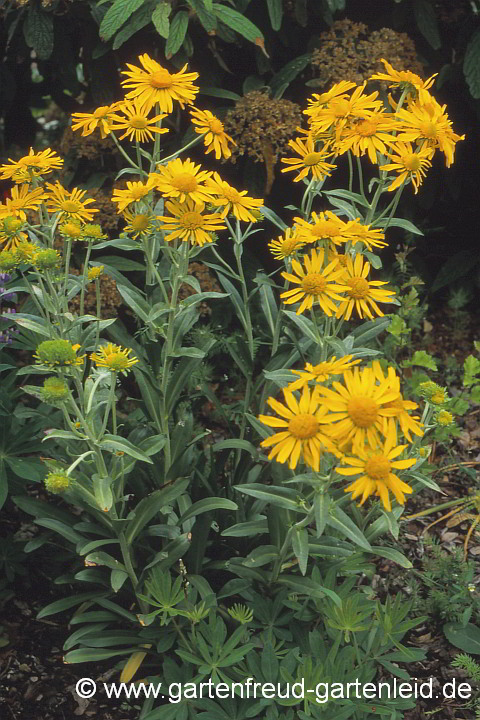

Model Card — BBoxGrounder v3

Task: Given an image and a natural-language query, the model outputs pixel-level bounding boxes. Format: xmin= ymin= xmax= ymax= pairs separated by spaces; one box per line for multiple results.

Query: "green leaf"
xmin=99 ymin=0 xmax=144 ymax=41
xmin=116 ymin=285 xmax=150 ymax=321
xmin=13 ymin=313 xmax=51 ymax=337
xmin=351 ymin=318 xmax=391 ymax=346
xmin=431 ymin=250 xmax=480 ymax=293
xmin=327 ymin=506 xmax=372 ymax=551
xmin=291 ymin=527 xmax=309 ymax=575
xmin=63 ymin=623 xmax=111 ymax=651
xmin=79 ymin=539 xmax=120 ymax=555
xmin=235 ymin=484 xmax=301 ymax=512
xmin=314 ymin=493 xmax=330 ymax=538
xmin=35 ymin=519 xmax=85 ymax=546
xmin=6 ymin=457 xmax=44 ymax=482
xmin=270 ymin=54 xmax=310 ymax=98
xmin=198 ymin=87 xmax=242 ymax=101
xmin=85 ymin=551 xmax=126 ymax=572
xmin=464 ymin=28 xmax=480 ymax=98
xmin=178 ymin=498 xmax=238 ymax=524
xmin=152 ymin=1 xmax=171 ymax=38
xmin=93 ymin=475 xmax=114 ymax=513
xmin=23 ymin=4 xmax=54 ymax=59
xmin=276 ymin=575 xmax=341 ymax=606
xmin=112 ymin=1 xmax=154 ymax=49
xmin=212 ymin=439 xmax=258 ymax=456
xmin=369 ymin=546 xmax=412 ymax=569
xmin=37 ymin=592 xmax=105 ymax=619
xmin=186 ymin=0 xmax=217 ymax=32
xmin=266 ymin=0 xmax=283 ymax=30
xmin=165 ymin=10 xmax=189 ymax=56
xmin=99 ymin=435 xmax=153 ymax=463
xmin=0 ymin=463 xmax=8 ymax=511
xmin=64 ymin=647 xmax=137 ymax=663
xmin=283 ymin=310 xmax=318 ymax=343
xmin=443 ymin=622 xmax=480 ymax=654
xmin=125 ymin=479 xmax=190 ymax=544
xmin=322 ymin=188 xmax=370 ymax=208
xmin=403 ymin=350 xmax=438 ymax=371
xmin=221 ymin=519 xmax=268 ymax=537
xmin=413 ymin=0 xmax=441 ymax=50
xmin=212 ymin=3 xmax=264 ymax=44
xmin=259 ymin=206 xmax=287 ymax=231
xmin=374 ymin=217 xmax=423 ymax=235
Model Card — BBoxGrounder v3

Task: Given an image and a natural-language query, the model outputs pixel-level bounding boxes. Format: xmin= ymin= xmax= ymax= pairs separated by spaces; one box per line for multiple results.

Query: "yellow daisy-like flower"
xmin=88 ymin=265 xmax=104 ymax=281
xmin=281 ymin=134 xmax=336 ymax=182
xmin=308 ymin=84 xmax=383 ymax=140
xmin=338 ymin=435 xmax=416 ymax=512
xmin=59 ymin=219 xmax=84 ymax=241
xmin=294 ymin=210 xmax=351 ymax=248
xmin=370 ymin=59 xmax=437 ymax=105
xmin=394 ymin=96 xmax=464 ymax=167
xmin=122 ymin=209 xmax=157 ymax=239
xmin=335 ymin=253 xmax=395 ymax=321
xmin=158 ymin=198 xmax=226 ymax=246
xmin=436 ymin=410 xmax=454 ymax=426
xmin=370 ymin=361 xmax=423 ymax=443
xmin=315 ymin=364 xmax=401 ymax=452
xmin=90 ymin=343 xmax=139 ymax=373
xmin=335 ymin=111 xmax=399 ymax=164
xmin=121 ymin=54 xmax=199 ymax=114
xmin=304 ymin=81 xmax=358 ymax=116
xmin=342 ymin=219 xmax=388 ymax=251
xmin=205 ymin=172 xmax=264 ymax=223
xmin=111 ymin=178 xmax=155 ymax=214
xmin=44 ymin=182 xmax=98 ymax=222
xmin=268 ymin=228 xmax=306 ymax=260
xmin=189 ymin=107 xmax=236 ymax=160
xmin=280 ymin=247 xmax=348 ymax=316
xmin=258 ymin=385 xmax=337 ymax=471
xmin=71 ymin=103 xmax=121 ymax=138
xmin=288 ymin=355 xmax=362 ymax=391
xmin=151 ymin=158 xmax=215 ymax=204
xmin=0 ymin=185 xmax=47 ymax=221
xmin=109 ymin=98 xmax=168 ymax=143
xmin=379 ymin=141 xmax=433 ymax=194
xmin=0 ymin=216 xmax=28 ymax=251
xmin=0 ymin=148 xmax=63 ymax=183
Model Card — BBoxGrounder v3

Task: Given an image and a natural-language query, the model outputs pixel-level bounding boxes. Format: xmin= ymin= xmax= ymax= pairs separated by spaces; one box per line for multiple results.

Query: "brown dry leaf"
xmin=446 ymin=512 xmax=475 ymax=528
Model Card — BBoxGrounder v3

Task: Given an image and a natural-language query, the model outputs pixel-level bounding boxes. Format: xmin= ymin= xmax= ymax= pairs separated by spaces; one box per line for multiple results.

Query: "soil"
xmin=1 ymin=303 xmax=479 ymax=720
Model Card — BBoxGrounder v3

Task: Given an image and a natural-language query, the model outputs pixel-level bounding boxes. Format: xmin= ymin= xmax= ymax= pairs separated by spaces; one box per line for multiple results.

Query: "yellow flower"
xmin=109 ymin=98 xmax=169 ymax=143
xmin=121 ymin=54 xmax=199 ymax=114
xmin=34 ymin=340 xmax=85 ymax=367
xmin=268 ymin=228 xmax=305 ymax=260
xmin=436 ymin=410 xmax=454 ymax=426
xmin=338 ymin=435 xmax=415 ymax=512
xmin=122 ymin=210 xmax=157 ymax=239
xmin=294 ymin=210 xmax=351 ymax=248
xmin=90 ymin=343 xmax=139 ymax=373
xmin=205 ymin=172 xmax=264 ymax=223
xmin=258 ymin=385 xmax=337 ymax=471
xmin=315 ymin=364 xmax=401 ymax=452
xmin=308 ymin=84 xmax=383 ymax=140
xmin=335 ymin=253 xmax=396 ymax=321
xmin=59 ymin=219 xmax=84 ymax=240
xmin=45 ymin=182 xmax=98 ymax=222
xmin=342 ymin=219 xmax=388 ymax=251
xmin=189 ymin=107 xmax=236 ymax=160
xmin=0 ymin=185 xmax=47 ymax=221
xmin=394 ymin=96 xmax=464 ymax=167
xmin=0 ymin=216 xmax=28 ymax=251
xmin=158 ymin=199 xmax=226 ymax=246
xmin=281 ymin=134 xmax=336 ymax=182
xmin=81 ymin=224 xmax=107 ymax=242
xmin=111 ymin=178 xmax=155 ymax=213
xmin=304 ymin=81 xmax=358 ymax=116
xmin=88 ymin=265 xmax=104 ymax=281
xmin=151 ymin=158 xmax=215 ymax=204
xmin=288 ymin=355 xmax=362 ymax=391
xmin=370 ymin=360 xmax=423 ymax=442
xmin=13 ymin=241 xmax=39 ymax=264
xmin=71 ymin=103 xmax=121 ymax=138
xmin=335 ymin=111 xmax=399 ymax=163
xmin=280 ymin=247 xmax=348 ymax=316
xmin=0 ymin=148 xmax=63 ymax=183
xmin=379 ymin=141 xmax=433 ymax=194
xmin=370 ymin=59 xmax=437 ymax=105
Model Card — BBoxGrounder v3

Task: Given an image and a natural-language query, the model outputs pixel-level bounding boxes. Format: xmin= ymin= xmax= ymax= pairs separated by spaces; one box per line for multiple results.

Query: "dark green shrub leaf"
xmin=464 ymin=28 xmax=480 ymax=98
xmin=112 ymin=2 xmax=154 ymax=49
xmin=212 ymin=3 xmax=264 ymax=44
xmin=443 ymin=622 xmax=480 ymax=654
xmin=165 ymin=11 xmax=189 ymax=57
xmin=186 ymin=0 xmax=217 ymax=32
xmin=23 ymin=5 xmax=54 ymax=59
xmin=152 ymin=1 xmax=171 ymax=38
xmin=99 ymin=0 xmax=144 ymax=42
xmin=267 ymin=0 xmax=283 ymax=30
xmin=430 ymin=250 xmax=480 ymax=293
xmin=413 ymin=0 xmax=441 ymax=50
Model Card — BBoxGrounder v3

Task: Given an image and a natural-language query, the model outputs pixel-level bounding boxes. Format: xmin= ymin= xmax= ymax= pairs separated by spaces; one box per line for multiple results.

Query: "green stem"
xmin=100 ymin=373 xmax=116 ymax=437
xmin=80 ymin=244 xmax=92 ymax=316
xmin=62 ymin=240 xmax=72 ymax=314
xmin=158 ymin=134 xmax=203 ymax=167
xmin=94 ymin=279 xmax=101 ymax=348
xmin=110 ymin=133 xmax=141 ymax=172
xmin=355 ymin=156 xmax=367 ymax=204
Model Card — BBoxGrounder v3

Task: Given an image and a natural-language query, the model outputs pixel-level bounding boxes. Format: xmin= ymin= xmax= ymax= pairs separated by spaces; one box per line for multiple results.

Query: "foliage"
xmin=0 ymin=52 xmax=469 ymax=719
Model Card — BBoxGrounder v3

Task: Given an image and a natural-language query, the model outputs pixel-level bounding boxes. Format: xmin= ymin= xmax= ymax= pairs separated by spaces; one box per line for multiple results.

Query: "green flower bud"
xmin=44 ymin=471 xmax=70 ymax=494
xmin=41 ymin=377 xmax=69 ymax=403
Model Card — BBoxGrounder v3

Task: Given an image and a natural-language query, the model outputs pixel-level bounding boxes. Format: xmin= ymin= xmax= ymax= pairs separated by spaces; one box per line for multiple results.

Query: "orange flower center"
xmin=347 ymin=396 xmax=378 ymax=427
xmin=222 ymin=187 xmax=242 ymax=203
xmin=419 ymin=121 xmax=438 ymax=139
xmin=93 ymin=107 xmax=111 ymax=119
xmin=181 ymin=211 xmax=203 ymax=229
xmin=355 ymin=119 xmax=379 ymax=137
xmin=288 ymin=413 xmax=319 ymax=439
xmin=61 ymin=200 xmax=81 ymax=213
xmin=364 ymin=454 xmax=391 ymax=481
xmin=62 ymin=222 xmax=82 ymax=237
xmin=403 ymin=153 xmax=422 ymax=171
xmin=301 ymin=273 xmax=327 ymax=294
xmin=149 ymin=69 xmax=173 ymax=89
xmin=171 ymin=173 xmax=198 ymax=193
xmin=346 ymin=277 xmax=370 ymax=298
xmin=209 ymin=118 xmax=224 ymax=133
xmin=280 ymin=238 xmax=300 ymax=255
xmin=131 ymin=214 xmax=150 ymax=231
xmin=303 ymin=152 xmax=325 ymax=166
xmin=129 ymin=115 xmax=148 ymax=129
